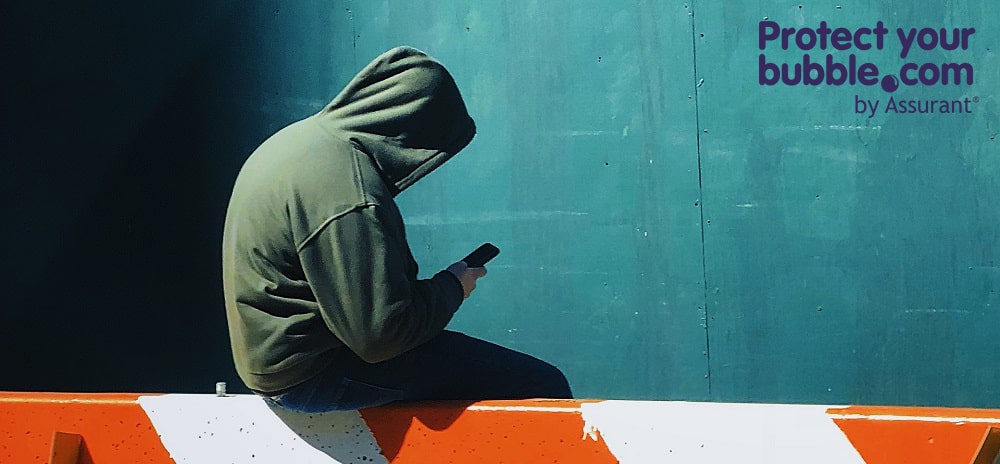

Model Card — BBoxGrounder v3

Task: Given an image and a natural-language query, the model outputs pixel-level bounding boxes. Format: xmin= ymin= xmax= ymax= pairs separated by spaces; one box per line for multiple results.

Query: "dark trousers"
xmin=261 ymin=331 xmax=572 ymax=412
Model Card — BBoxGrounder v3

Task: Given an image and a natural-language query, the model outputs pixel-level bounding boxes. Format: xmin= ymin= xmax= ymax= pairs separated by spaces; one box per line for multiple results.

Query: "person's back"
xmin=223 ymin=46 xmax=571 ymax=412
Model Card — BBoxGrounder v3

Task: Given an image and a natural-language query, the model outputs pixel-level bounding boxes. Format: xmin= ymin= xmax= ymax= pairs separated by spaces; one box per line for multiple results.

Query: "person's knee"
xmin=534 ymin=360 xmax=573 ymax=399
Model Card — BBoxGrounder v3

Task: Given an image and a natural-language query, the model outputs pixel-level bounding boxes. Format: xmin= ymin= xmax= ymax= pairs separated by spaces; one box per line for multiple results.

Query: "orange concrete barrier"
xmin=1 ymin=392 xmax=999 ymax=463
xmin=0 ymin=393 xmax=172 ymax=464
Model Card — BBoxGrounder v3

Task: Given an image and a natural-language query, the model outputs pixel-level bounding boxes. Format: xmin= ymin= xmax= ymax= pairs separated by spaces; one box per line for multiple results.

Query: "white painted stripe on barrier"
xmin=580 ymin=401 xmax=866 ymax=464
xmin=138 ymin=394 xmax=387 ymax=464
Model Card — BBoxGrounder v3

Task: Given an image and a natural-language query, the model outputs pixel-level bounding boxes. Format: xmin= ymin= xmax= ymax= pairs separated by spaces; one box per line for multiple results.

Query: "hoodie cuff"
xmin=434 ymin=269 xmax=465 ymax=312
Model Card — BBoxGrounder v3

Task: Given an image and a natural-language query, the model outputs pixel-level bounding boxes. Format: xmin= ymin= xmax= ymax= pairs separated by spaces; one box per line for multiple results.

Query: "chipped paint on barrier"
xmin=580 ymin=401 xmax=866 ymax=463
xmin=0 ymin=392 xmax=174 ymax=464
xmin=358 ymin=399 xmax=618 ymax=463
xmin=138 ymin=394 xmax=386 ymax=464
xmin=4 ymin=393 xmax=1000 ymax=463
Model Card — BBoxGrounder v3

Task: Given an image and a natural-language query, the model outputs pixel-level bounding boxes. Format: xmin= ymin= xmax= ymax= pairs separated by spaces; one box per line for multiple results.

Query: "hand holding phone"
xmin=446 ymin=243 xmax=499 ymax=299
xmin=461 ymin=243 xmax=500 ymax=268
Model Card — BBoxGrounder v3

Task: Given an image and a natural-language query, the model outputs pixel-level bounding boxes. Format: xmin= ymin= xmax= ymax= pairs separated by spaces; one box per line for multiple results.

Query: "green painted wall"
xmin=695 ymin=1 xmax=999 ymax=407
xmin=303 ymin=0 xmax=998 ymax=406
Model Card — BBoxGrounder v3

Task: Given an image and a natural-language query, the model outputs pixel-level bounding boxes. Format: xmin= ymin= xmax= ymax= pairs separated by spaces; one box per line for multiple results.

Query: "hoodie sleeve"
xmin=297 ymin=204 xmax=464 ymax=364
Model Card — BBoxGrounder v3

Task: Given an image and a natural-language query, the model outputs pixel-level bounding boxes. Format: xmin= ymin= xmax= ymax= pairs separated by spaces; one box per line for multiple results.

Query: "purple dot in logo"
xmin=881 ymin=74 xmax=899 ymax=93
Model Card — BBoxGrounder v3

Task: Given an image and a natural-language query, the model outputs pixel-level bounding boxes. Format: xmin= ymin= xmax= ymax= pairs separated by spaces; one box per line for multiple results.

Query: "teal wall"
xmin=280 ymin=0 xmax=996 ymax=407
xmin=4 ymin=1 xmax=996 ymax=407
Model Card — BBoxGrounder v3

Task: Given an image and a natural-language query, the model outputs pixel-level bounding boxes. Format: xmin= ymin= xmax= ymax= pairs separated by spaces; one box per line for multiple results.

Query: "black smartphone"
xmin=462 ymin=243 xmax=500 ymax=268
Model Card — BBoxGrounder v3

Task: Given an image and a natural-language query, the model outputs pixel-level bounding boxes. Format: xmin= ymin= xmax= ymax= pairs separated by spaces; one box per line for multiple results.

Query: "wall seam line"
xmin=688 ymin=1 xmax=712 ymax=397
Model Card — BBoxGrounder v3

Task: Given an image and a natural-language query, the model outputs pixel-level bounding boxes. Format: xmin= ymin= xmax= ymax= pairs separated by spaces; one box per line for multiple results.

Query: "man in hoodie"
xmin=222 ymin=47 xmax=571 ymax=412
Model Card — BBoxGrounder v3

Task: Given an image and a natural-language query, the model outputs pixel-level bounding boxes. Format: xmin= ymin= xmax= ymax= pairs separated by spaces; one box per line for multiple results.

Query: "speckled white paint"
xmin=580 ymin=401 xmax=866 ymax=464
xmin=138 ymin=394 xmax=387 ymax=464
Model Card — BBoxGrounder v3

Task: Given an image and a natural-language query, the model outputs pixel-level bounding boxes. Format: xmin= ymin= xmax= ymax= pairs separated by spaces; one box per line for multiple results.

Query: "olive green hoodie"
xmin=222 ymin=47 xmax=476 ymax=393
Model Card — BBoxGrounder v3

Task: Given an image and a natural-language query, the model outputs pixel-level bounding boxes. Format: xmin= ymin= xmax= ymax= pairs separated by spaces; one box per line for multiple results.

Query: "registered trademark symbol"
xmin=973 ymin=96 xmax=980 ymax=103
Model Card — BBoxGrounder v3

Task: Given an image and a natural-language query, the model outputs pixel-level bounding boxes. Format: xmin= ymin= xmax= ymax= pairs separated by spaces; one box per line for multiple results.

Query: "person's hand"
xmin=446 ymin=261 xmax=488 ymax=299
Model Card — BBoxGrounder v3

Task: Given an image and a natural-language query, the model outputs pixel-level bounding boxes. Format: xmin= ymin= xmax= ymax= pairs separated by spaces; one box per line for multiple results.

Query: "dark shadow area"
xmin=78 ymin=438 xmax=95 ymax=464
xmin=358 ymin=401 xmax=475 ymax=461
xmin=264 ymin=404 xmax=389 ymax=462
xmin=1 ymin=1 xmax=260 ymax=393
xmin=267 ymin=401 xmax=473 ymax=462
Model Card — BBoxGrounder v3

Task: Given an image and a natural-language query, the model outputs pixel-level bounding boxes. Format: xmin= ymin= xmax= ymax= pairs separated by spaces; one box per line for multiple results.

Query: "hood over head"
xmin=316 ymin=46 xmax=476 ymax=195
